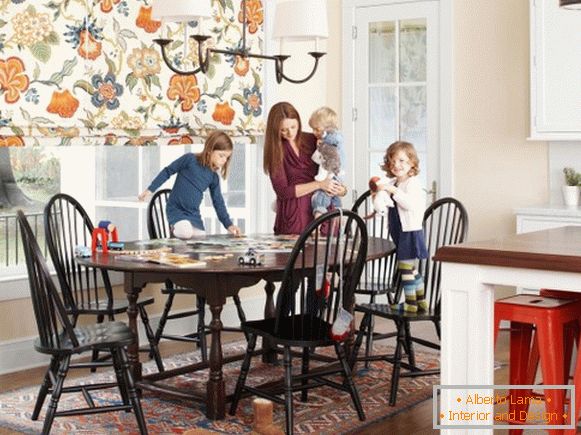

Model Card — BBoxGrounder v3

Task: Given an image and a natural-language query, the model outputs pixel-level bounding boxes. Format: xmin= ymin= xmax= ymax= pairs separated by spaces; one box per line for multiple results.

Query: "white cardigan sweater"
xmin=391 ymin=176 xmax=426 ymax=231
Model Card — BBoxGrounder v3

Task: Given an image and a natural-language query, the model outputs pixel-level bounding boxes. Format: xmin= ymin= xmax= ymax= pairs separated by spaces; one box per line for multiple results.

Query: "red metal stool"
xmin=494 ymin=294 xmax=581 ymax=434
xmin=529 ymin=290 xmax=581 ymax=393
xmin=539 ymin=290 xmax=581 ymax=435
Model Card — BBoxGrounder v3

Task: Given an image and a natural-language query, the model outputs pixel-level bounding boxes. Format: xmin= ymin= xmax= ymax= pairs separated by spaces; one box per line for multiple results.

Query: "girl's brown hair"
xmin=263 ymin=102 xmax=305 ymax=175
xmin=197 ymin=130 xmax=233 ymax=178
xmin=381 ymin=141 xmax=420 ymax=177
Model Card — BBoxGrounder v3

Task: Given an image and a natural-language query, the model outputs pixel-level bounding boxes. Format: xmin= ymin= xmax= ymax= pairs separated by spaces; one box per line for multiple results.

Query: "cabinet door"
xmin=530 ymin=0 xmax=581 ymax=140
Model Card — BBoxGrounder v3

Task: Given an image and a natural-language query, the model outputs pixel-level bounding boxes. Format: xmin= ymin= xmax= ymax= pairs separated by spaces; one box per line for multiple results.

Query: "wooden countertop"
xmin=434 ymin=226 xmax=581 ymax=273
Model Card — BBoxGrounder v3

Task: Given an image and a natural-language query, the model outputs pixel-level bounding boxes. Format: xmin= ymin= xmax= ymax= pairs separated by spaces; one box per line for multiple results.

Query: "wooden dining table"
xmin=434 ymin=226 xmax=581 ymax=434
xmin=77 ymin=234 xmax=394 ymax=420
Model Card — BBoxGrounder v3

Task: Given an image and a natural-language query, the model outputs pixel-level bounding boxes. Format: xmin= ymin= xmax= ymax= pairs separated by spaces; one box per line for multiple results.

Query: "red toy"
xmin=91 ymin=220 xmax=119 ymax=254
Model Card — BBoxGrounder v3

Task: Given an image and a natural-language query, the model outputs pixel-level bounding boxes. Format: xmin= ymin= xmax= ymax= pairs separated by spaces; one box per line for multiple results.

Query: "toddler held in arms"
xmin=309 ymin=106 xmax=346 ymax=219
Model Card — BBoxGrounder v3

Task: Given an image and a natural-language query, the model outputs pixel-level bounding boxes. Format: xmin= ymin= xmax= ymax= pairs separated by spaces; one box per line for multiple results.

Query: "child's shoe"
xmin=417 ymin=299 xmax=429 ymax=313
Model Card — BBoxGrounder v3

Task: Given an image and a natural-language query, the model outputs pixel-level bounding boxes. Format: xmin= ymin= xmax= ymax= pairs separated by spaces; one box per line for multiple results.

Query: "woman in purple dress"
xmin=263 ymin=102 xmax=345 ymax=235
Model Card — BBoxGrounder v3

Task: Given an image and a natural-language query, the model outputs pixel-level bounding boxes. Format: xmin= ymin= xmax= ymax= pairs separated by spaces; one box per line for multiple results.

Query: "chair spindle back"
xmin=274 ymin=209 xmax=368 ymax=337
xmin=420 ymin=197 xmax=469 ymax=313
xmin=44 ymin=193 xmax=112 ymax=316
xmin=18 ymin=210 xmax=78 ymax=350
xmin=147 ymin=189 xmax=172 ymax=239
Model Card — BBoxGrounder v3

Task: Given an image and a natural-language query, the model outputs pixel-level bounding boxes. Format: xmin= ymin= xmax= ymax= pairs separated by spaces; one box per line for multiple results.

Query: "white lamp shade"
xmin=273 ymin=0 xmax=328 ymax=41
xmin=152 ymin=0 xmax=213 ymax=22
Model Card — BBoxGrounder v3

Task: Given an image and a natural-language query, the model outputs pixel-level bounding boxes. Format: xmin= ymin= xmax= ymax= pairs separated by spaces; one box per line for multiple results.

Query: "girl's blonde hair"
xmin=197 ymin=130 xmax=233 ymax=178
xmin=263 ymin=102 xmax=306 ymax=175
xmin=309 ymin=106 xmax=338 ymax=130
xmin=381 ymin=141 xmax=420 ymax=177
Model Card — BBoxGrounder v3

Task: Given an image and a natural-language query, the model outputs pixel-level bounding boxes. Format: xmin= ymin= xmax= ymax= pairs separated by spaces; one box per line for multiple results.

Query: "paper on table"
xmin=116 ymin=252 xmax=206 ymax=268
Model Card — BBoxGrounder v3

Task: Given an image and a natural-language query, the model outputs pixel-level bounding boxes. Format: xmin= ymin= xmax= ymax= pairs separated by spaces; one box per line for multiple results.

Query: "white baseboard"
xmin=0 ymin=295 xmax=266 ymax=375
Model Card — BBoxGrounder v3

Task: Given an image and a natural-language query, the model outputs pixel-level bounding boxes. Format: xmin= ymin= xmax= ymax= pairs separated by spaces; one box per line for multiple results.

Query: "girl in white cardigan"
xmin=379 ymin=141 xmax=428 ymax=313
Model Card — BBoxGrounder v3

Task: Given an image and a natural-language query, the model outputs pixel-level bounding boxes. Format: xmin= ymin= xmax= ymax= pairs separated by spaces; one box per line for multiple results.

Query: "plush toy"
xmin=312 ymin=130 xmax=345 ymax=182
xmin=368 ymin=176 xmax=395 ymax=217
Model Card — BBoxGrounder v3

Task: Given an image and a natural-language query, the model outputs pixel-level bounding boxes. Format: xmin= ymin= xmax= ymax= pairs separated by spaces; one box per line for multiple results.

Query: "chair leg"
xmin=91 ymin=314 xmax=105 ymax=372
xmin=283 ymin=346 xmax=294 ymax=435
xmin=335 ymin=342 xmax=366 ymax=421
xmin=301 ymin=347 xmax=310 ymax=402
xmin=41 ymin=354 xmax=70 ymax=435
xmin=197 ymin=296 xmax=208 ymax=363
xmin=119 ymin=347 xmax=148 ymax=435
xmin=434 ymin=320 xmax=441 ymax=340
xmin=389 ymin=325 xmax=406 ymax=406
xmin=139 ymin=305 xmax=164 ymax=373
xmin=403 ymin=321 xmax=416 ymax=369
xmin=31 ymin=356 xmax=59 ymax=421
xmin=229 ymin=333 xmax=257 ymax=415
xmin=350 ymin=312 xmax=371 ymax=370
xmin=153 ymin=285 xmax=176 ymax=346
xmin=111 ymin=348 xmax=130 ymax=409
xmin=232 ymin=295 xmax=249 ymax=341
xmin=364 ymin=294 xmax=376 ymax=369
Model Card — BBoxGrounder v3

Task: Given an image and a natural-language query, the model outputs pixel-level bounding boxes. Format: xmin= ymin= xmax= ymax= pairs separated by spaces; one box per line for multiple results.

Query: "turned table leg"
xmin=124 ymin=274 xmax=143 ymax=382
xmin=207 ymin=303 xmax=225 ymax=419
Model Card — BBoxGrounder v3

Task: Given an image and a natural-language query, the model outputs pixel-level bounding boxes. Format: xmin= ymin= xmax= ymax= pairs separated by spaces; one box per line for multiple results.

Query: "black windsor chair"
xmin=44 ymin=193 xmax=163 ymax=371
xmin=229 ymin=209 xmax=368 ymax=435
xmin=351 ymin=189 xmax=400 ymax=367
xmin=351 ymin=197 xmax=468 ymax=406
xmin=17 ymin=210 xmax=148 ymax=435
xmin=146 ymin=189 xmax=248 ymax=369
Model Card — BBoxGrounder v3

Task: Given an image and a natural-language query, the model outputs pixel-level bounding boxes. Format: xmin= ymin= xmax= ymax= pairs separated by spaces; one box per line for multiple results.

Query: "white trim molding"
xmin=0 ymin=294 xmax=267 ymax=375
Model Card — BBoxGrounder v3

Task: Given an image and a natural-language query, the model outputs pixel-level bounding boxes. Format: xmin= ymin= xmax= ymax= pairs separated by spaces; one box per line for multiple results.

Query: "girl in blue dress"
xmin=138 ymin=131 xmax=241 ymax=239
xmin=379 ymin=141 xmax=429 ymax=313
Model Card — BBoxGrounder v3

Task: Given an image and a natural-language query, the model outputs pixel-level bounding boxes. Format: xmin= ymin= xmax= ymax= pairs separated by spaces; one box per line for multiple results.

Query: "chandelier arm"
xmin=209 ymin=49 xmax=278 ymax=62
xmin=153 ymin=39 xmax=202 ymax=75
xmin=191 ymin=35 xmax=212 ymax=74
xmin=153 ymin=0 xmax=327 ymax=84
xmin=276 ymin=52 xmax=326 ymax=84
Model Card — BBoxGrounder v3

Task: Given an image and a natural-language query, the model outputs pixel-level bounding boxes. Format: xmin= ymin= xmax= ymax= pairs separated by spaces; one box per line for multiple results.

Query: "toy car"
xmin=107 ymin=241 xmax=125 ymax=251
xmin=74 ymin=245 xmax=91 ymax=258
xmin=238 ymin=248 xmax=264 ymax=266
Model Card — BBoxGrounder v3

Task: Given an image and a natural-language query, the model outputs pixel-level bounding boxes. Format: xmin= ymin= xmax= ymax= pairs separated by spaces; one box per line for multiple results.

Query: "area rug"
xmin=0 ymin=341 xmax=438 ymax=434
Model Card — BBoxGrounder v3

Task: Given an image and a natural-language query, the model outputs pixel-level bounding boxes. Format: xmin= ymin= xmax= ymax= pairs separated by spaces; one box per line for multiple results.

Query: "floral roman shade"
xmin=0 ymin=0 xmax=264 ymax=146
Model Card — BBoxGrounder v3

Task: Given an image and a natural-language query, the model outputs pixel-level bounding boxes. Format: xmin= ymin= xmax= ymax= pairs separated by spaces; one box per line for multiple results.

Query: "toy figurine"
xmin=91 ymin=220 xmax=119 ymax=254
xmin=99 ymin=220 xmax=116 ymax=233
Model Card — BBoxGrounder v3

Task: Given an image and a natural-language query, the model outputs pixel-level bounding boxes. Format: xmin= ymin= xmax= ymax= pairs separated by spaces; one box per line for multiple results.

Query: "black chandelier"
xmin=152 ymin=0 xmax=328 ymax=84
xmin=560 ymin=0 xmax=581 ymax=8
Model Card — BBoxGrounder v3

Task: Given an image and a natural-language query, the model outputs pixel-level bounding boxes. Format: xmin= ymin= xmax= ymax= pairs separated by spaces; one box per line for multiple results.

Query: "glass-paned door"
xmin=354 ymin=1 xmax=439 ymax=203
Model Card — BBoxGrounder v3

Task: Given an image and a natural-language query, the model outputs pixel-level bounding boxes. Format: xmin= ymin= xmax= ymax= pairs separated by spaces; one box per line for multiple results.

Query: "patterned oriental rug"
xmin=0 ymin=341 xmax=438 ymax=434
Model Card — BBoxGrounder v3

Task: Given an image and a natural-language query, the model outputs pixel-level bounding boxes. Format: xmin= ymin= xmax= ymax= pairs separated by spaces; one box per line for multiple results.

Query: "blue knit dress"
xmin=388 ymin=204 xmax=428 ymax=261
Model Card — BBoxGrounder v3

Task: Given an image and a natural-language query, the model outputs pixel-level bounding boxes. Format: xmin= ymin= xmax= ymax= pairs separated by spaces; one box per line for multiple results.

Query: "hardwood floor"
xmin=0 ymin=318 xmax=513 ymax=435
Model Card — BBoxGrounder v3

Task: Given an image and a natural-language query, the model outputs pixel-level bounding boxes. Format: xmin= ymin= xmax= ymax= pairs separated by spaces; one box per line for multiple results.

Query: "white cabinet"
xmin=530 ymin=0 xmax=581 ymax=140
xmin=515 ymin=205 xmax=581 ymax=234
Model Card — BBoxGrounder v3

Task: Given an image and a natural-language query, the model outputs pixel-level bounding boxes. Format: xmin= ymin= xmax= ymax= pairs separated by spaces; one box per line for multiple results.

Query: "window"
xmin=1 ymin=141 xmax=256 ymax=285
xmin=94 ymin=141 xmax=251 ymax=240
xmin=0 ymin=147 xmax=60 ymax=275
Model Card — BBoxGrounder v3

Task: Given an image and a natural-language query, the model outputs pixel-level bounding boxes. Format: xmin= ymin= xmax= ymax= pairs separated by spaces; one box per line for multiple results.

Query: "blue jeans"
xmin=311 ymin=190 xmax=341 ymax=216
